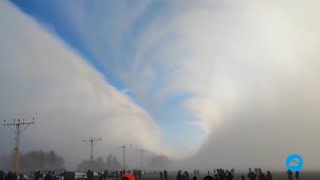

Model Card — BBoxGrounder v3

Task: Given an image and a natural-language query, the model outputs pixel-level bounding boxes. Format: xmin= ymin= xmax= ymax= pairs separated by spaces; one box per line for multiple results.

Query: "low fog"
xmin=1 ymin=0 xmax=320 ymax=172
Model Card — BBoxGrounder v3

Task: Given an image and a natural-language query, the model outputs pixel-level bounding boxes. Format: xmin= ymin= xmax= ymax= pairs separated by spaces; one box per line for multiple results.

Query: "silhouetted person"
xmin=225 ymin=171 xmax=233 ymax=180
xmin=164 ymin=170 xmax=168 ymax=180
xmin=185 ymin=171 xmax=189 ymax=180
xmin=258 ymin=171 xmax=266 ymax=180
xmin=0 ymin=170 xmax=4 ymax=180
xmin=207 ymin=171 xmax=210 ymax=175
xmin=217 ymin=169 xmax=225 ymax=180
xmin=192 ymin=176 xmax=197 ymax=180
xmin=115 ymin=170 xmax=119 ymax=179
xmin=87 ymin=170 xmax=92 ymax=180
xmin=254 ymin=169 xmax=258 ymax=177
xmin=160 ymin=172 xmax=163 ymax=180
xmin=202 ymin=176 xmax=214 ymax=180
xmin=5 ymin=171 xmax=12 ymax=180
xmin=266 ymin=171 xmax=272 ymax=180
xmin=241 ymin=175 xmax=246 ymax=180
xmin=295 ymin=171 xmax=299 ymax=180
xmin=44 ymin=171 xmax=51 ymax=180
xmin=138 ymin=170 xmax=141 ymax=180
xmin=35 ymin=171 xmax=40 ymax=180
xmin=287 ymin=170 xmax=293 ymax=180
xmin=213 ymin=175 xmax=218 ymax=180
xmin=176 ymin=170 xmax=182 ymax=180
xmin=230 ymin=169 xmax=234 ymax=176
xmin=247 ymin=171 xmax=256 ymax=180
xmin=103 ymin=170 xmax=107 ymax=180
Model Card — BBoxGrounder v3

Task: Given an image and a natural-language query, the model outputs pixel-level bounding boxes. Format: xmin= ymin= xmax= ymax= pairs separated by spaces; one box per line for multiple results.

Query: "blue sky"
xmin=3 ymin=0 xmax=320 ymax=170
xmin=10 ymin=0 xmax=204 ymax=152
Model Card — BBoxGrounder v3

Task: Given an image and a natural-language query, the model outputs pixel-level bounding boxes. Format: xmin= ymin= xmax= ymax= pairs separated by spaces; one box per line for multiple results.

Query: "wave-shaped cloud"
xmin=0 ymin=1 xmax=168 ymax=168
xmin=7 ymin=0 xmax=320 ymax=170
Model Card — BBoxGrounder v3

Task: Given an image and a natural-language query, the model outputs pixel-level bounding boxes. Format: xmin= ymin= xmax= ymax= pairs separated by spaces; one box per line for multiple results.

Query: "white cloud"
xmin=8 ymin=0 xmax=320 ymax=170
xmin=0 ymin=1 xmax=168 ymax=169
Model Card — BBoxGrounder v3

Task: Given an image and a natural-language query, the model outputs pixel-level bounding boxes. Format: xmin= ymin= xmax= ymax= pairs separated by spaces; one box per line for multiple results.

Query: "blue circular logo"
xmin=286 ymin=154 xmax=303 ymax=172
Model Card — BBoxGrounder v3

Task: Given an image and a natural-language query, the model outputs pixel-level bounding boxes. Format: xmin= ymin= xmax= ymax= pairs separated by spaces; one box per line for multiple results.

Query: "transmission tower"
xmin=82 ymin=137 xmax=101 ymax=169
xmin=3 ymin=118 xmax=35 ymax=173
xmin=117 ymin=144 xmax=132 ymax=171
xmin=140 ymin=149 xmax=147 ymax=170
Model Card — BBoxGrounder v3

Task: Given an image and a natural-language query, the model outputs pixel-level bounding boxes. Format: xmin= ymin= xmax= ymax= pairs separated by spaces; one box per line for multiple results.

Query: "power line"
xmin=140 ymin=149 xmax=147 ymax=170
xmin=117 ymin=144 xmax=132 ymax=171
xmin=3 ymin=117 xmax=35 ymax=173
xmin=82 ymin=137 xmax=101 ymax=170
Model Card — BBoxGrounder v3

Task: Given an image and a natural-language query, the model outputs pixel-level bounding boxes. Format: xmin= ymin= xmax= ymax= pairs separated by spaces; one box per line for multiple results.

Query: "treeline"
xmin=149 ymin=155 xmax=170 ymax=169
xmin=77 ymin=154 xmax=121 ymax=172
xmin=0 ymin=150 xmax=65 ymax=172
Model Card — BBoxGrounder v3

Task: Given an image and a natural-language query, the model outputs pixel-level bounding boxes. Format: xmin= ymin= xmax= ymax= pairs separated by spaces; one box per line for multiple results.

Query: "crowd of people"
xmin=0 ymin=168 xmax=302 ymax=180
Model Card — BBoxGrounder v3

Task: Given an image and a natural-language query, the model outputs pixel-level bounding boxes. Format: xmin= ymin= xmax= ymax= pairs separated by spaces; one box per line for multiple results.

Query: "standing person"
xmin=138 ymin=170 xmax=141 ymax=180
xmin=0 ymin=170 xmax=4 ymax=180
xmin=266 ymin=171 xmax=272 ymax=180
xmin=164 ymin=170 xmax=168 ymax=180
xmin=287 ymin=170 xmax=293 ymax=180
xmin=202 ymin=176 xmax=214 ymax=180
xmin=115 ymin=170 xmax=119 ymax=179
xmin=176 ymin=170 xmax=182 ymax=180
xmin=160 ymin=172 xmax=163 ymax=180
xmin=186 ymin=171 xmax=189 ymax=180
xmin=241 ymin=175 xmax=246 ymax=180
xmin=257 ymin=171 xmax=266 ymax=180
xmin=254 ymin=169 xmax=258 ymax=177
xmin=295 ymin=171 xmax=299 ymax=180
xmin=225 ymin=171 xmax=233 ymax=180
xmin=103 ymin=170 xmax=107 ymax=180
xmin=230 ymin=169 xmax=234 ymax=176
xmin=247 ymin=171 xmax=256 ymax=180
xmin=192 ymin=176 xmax=197 ymax=180
xmin=87 ymin=170 xmax=91 ymax=180
xmin=35 ymin=171 xmax=40 ymax=180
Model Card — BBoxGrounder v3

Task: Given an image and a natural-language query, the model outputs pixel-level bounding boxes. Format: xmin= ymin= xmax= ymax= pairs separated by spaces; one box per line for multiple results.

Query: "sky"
xmin=1 ymin=0 xmax=320 ymax=171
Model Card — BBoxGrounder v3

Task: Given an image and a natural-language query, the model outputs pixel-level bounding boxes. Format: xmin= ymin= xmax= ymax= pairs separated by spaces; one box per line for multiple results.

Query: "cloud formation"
xmin=5 ymin=0 xmax=320 ymax=170
xmin=0 ymin=1 xmax=167 ymax=169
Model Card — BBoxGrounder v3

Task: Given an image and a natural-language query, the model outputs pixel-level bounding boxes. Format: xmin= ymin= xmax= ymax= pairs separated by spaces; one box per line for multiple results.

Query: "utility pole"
xmin=82 ymin=137 xmax=101 ymax=170
xmin=3 ymin=118 xmax=35 ymax=173
xmin=140 ymin=149 xmax=147 ymax=170
xmin=118 ymin=144 xmax=131 ymax=171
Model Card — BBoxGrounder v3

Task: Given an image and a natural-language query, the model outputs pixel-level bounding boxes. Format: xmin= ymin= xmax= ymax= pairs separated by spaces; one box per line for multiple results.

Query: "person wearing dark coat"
xmin=0 ymin=171 xmax=4 ymax=180
xmin=266 ymin=171 xmax=272 ymax=180
xmin=176 ymin=171 xmax=182 ymax=180
xmin=287 ymin=170 xmax=293 ymax=180
xmin=295 ymin=171 xmax=299 ymax=180
xmin=164 ymin=170 xmax=168 ymax=180
xmin=225 ymin=171 xmax=233 ymax=180
xmin=247 ymin=171 xmax=256 ymax=180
